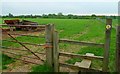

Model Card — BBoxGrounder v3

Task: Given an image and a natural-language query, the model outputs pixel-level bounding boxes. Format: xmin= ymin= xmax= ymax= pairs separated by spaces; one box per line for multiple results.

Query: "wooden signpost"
xmin=103 ymin=19 xmax=112 ymax=72
xmin=116 ymin=26 xmax=120 ymax=72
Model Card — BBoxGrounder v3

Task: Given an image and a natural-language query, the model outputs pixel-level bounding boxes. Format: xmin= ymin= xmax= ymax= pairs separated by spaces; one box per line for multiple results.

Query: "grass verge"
xmin=2 ymin=54 xmax=15 ymax=70
xmin=31 ymin=63 xmax=53 ymax=72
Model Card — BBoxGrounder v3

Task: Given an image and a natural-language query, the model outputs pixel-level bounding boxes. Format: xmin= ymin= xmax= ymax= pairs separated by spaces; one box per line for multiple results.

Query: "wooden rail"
xmin=59 ymin=39 xmax=104 ymax=48
xmin=2 ymin=50 xmax=45 ymax=65
xmin=1 ymin=46 xmax=45 ymax=55
xmin=2 ymin=50 xmax=40 ymax=60
xmin=59 ymin=52 xmax=103 ymax=60
xmin=11 ymin=57 xmax=41 ymax=65
xmin=10 ymin=34 xmax=45 ymax=38
xmin=0 ymin=24 xmax=7 ymax=26
xmin=3 ymin=40 xmax=45 ymax=46
xmin=1 ymin=24 xmax=46 ymax=27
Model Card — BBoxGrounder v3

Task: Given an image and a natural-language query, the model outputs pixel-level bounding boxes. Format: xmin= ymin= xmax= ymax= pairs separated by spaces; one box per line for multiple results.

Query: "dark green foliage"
xmin=2 ymin=13 xmax=117 ymax=19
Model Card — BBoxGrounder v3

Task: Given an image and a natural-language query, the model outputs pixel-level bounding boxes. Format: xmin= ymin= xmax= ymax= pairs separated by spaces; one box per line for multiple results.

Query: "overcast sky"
xmin=1 ymin=0 xmax=119 ymax=16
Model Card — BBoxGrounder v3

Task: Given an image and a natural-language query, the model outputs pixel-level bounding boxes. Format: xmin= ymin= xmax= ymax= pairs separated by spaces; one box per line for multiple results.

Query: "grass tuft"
xmin=31 ymin=63 xmax=53 ymax=72
xmin=2 ymin=54 xmax=15 ymax=70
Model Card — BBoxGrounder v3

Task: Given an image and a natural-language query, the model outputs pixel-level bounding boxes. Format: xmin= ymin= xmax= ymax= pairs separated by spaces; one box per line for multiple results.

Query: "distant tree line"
xmin=1 ymin=13 xmax=118 ymax=19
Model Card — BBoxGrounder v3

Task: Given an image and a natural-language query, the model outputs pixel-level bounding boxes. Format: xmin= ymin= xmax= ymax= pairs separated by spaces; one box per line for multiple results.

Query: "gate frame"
xmin=46 ymin=19 xmax=112 ymax=72
xmin=116 ymin=25 xmax=120 ymax=72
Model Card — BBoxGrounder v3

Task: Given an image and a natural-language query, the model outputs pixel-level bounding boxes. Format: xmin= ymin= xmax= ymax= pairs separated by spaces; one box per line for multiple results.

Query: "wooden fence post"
xmin=53 ymin=31 xmax=59 ymax=72
xmin=9 ymin=27 xmax=14 ymax=31
xmin=116 ymin=26 xmax=120 ymax=72
xmin=45 ymin=24 xmax=54 ymax=67
xmin=103 ymin=19 xmax=112 ymax=72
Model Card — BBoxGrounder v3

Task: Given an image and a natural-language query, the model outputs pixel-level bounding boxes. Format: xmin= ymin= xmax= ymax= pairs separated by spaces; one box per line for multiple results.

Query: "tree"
xmin=57 ymin=12 xmax=63 ymax=16
xmin=57 ymin=12 xmax=64 ymax=19
xmin=73 ymin=15 xmax=78 ymax=19
xmin=67 ymin=14 xmax=73 ymax=19
xmin=8 ymin=13 xmax=14 ymax=17
xmin=30 ymin=14 xmax=33 ymax=18
xmin=91 ymin=14 xmax=96 ymax=19
xmin=42 ymin=14 xmax=48 ymax=18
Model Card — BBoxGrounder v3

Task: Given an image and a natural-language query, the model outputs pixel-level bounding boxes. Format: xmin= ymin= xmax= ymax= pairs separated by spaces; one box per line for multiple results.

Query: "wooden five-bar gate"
xmin=1 ymin=25 xmax=46 ymax=65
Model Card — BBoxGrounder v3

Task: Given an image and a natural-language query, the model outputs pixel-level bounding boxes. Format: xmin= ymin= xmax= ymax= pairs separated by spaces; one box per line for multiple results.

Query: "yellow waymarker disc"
xmin=106 ymin=25 xmax=111 ymax=29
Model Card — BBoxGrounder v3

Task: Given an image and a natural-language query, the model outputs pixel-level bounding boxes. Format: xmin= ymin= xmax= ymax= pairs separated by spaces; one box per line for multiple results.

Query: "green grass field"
xmin=1 ymin=18 xmax=117 ymax=72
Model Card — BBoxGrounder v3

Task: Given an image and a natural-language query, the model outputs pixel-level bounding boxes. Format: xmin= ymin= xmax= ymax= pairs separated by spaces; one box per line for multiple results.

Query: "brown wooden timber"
xmin=116 ymin=26 xmax=120 ymax=72
xmin=59 ymin=52 xmax=103 ymax=60
xmin=103 ymin=19 xmax=112 ymax=72
xmin=53 ymin=31 xmax=59 ymax=72
xmin=3 ymin=40 xmax=45 ymax=46
xmin=10 ymin=33 xmax=45 ymax=38
xmin=5 ymin=25 xmax=46 ymax=27
xmin=59 ymin=63 xmax=102 ymax=72
xmin=12 ymin=57 xmax=41 ymax=65
xmin=1 ymin=46 xmax=45 ymax=55
xmin=0 ymin=24 xmax=7 ymax=26
xmin=59 ymin=39 xmax=104 ymax=48
xmin=2 ymin=50 xmax=40 ymax=60
xmin=74 ymin=53 xmax=94 ymax=69
xmin=2 ymin=51 xmax=44 ymax=65
xmin=45 ymin=24 xmax=54 ymax=67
